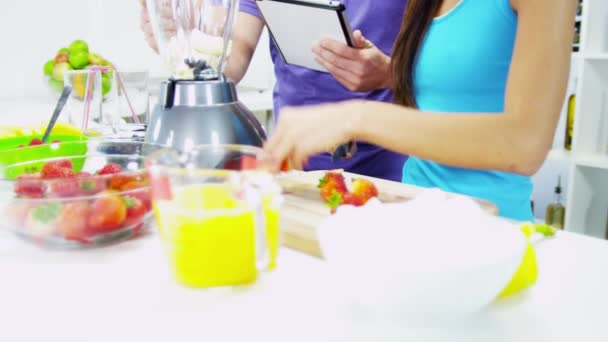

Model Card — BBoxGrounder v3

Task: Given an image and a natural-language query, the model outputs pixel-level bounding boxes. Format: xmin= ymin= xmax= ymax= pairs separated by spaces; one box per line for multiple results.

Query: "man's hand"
xmin=312 ymin=30 xmax=392 ymax=92
xmin=139 ymin=0 xmax=176 ymax=54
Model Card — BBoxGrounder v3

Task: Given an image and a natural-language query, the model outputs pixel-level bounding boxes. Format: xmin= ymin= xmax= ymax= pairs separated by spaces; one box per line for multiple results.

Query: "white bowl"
xmin=317 ymin=192 xmax=527 ymax=318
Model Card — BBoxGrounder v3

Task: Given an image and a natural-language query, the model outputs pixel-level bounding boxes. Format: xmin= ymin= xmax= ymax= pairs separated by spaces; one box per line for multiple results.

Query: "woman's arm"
xmin=265 ymin=0 xmax=577 ymax=175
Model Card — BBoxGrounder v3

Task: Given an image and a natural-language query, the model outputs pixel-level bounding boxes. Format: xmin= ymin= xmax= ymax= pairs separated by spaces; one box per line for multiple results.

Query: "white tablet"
xmin=256 ymin=0 xmax=355 ymax=73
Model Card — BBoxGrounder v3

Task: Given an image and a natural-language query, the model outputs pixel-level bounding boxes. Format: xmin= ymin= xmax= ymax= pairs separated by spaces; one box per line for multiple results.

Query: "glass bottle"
xmin=565 ymin=79 xmax=577 ymax=151
xmin=546 ymin=175 xmax=566 ymax=229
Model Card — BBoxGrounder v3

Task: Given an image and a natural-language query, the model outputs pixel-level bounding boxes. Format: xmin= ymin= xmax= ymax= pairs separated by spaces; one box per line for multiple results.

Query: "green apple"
xmin=43 ymin=60 xmax=55 ymax=76
xmin=69 ymin=50 xmax=89 ymax=70
xmin=57 ymin=47 xmax=70 ymax=55
xmin=69 ymin=39 xmax=89 ymax=55
xmin=52 ymin=62 xmax=73 ymax=82
xmin=101 ymin=73 xmax=112 ymax=95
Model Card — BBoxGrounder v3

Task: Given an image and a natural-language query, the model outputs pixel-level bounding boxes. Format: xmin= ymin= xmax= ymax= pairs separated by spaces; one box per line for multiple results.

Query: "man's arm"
xmin=223 ymin=12 xmax=265 ymax=83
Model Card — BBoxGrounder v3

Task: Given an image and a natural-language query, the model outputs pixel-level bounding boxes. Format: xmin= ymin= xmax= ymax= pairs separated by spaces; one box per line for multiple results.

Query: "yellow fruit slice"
xmin=496 ymin=223 xmax=555 ymax=299
xmin=497 ymin=241 xmax=538 ymax=298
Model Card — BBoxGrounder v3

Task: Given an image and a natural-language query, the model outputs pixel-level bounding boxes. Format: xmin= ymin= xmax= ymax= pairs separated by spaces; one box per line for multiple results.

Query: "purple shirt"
xmin=240 ymin=0 xmax=408 ymax=181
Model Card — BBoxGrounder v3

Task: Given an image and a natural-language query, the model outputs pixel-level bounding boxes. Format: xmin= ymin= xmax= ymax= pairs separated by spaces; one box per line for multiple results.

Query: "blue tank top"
xmin=402 ymin=0 xmax=534 ymax=221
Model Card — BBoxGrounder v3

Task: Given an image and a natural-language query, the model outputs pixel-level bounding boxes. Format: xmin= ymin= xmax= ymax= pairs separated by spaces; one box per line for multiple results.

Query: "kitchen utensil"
xmin=146 ymin=144 xmax=282 ymax=287
xmin=144 ymin=0 xmax=266 ymax=151
xmin=42 ymin=86 xmax=72 ymax=143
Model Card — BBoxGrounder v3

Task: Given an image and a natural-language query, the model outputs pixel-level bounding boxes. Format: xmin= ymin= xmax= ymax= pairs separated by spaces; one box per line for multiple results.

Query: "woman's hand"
xmin=263 ymin=102 xmax=363 ymax=171
xmin=312 ymin=30 xmax=392 ymax=92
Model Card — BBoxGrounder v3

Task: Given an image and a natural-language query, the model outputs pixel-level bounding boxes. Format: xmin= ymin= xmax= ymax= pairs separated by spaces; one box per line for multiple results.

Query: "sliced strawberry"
xmin=98 ymin=163 xmax=123 ymax=175
xmin=14 ymin=173 xmax=46 ymax=198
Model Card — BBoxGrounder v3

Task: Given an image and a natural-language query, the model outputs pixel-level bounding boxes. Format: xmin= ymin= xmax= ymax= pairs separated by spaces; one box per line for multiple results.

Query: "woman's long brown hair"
xmin=392 ymin=0 xmax=443 ymax=107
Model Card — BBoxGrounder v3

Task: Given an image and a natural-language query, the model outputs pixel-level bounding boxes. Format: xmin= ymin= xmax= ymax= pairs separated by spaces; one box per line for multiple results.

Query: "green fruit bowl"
xmin=0 ymin=135 xmax=89 ymax=178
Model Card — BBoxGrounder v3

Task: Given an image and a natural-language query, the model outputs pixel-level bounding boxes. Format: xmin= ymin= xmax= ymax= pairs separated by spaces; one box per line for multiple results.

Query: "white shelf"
xmin=575 ymin=154 xmax=608 ymax=170
xmin=584 ymin=53 xmax=608 ymax=61
xmin=561 ymin=0 xmax=608 ymax=236
xmin=547 ymin=149 xmax=573 ymax=163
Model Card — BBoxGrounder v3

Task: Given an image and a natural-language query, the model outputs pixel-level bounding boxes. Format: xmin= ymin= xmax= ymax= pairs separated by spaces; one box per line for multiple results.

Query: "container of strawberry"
xmin=0 ymin=141 xmax=164 ymax=248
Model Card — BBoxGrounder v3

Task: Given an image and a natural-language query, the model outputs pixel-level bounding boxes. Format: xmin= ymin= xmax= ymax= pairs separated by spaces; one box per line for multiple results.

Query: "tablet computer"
xmin=256 ymin=0 xmax=355 ymax=73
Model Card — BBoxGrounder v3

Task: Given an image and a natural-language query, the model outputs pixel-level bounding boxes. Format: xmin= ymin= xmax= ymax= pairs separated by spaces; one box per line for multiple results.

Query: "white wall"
xmin=0 ymin=0 xmax=274 ymax=101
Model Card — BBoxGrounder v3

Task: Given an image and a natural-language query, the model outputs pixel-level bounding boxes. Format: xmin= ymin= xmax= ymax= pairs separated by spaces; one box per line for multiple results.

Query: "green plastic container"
xmin=0 ymin=135 xmax=89 ymax=178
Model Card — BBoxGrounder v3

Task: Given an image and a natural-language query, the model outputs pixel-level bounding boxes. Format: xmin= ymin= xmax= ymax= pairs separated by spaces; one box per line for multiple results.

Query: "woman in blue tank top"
xmin=264 ymin=0 xmax=577 ymax=221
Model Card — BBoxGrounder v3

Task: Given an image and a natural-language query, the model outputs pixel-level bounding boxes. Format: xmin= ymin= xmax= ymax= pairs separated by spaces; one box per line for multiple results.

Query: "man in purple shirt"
xmin=140 ymin=0 xmax=408 ymax=181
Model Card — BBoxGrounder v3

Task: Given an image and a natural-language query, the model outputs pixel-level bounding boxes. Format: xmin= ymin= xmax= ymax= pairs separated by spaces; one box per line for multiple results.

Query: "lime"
xmin=57 ymin=47 xmax=69 ymax=55
xmin=69 ymin=50 xmax=89 ymax=70
xmin=101 ymin=73 xmax=112 ymax=95
xmin=69 ymin=40 xmax=89 ymax=55
xmin=88 ymin=52 xmax=104 ymax=66
xmin=48 ymin=78 xmax=64 ymax=92
xmin=52 ymin=62 xmax=73 ymax=82
xmin=43 ymin=60 xmax=55 ymax=76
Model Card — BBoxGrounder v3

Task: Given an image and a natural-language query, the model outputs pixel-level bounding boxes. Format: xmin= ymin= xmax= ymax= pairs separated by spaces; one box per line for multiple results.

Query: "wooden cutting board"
xmin=276 ymin=170 xmax=499 ymax=259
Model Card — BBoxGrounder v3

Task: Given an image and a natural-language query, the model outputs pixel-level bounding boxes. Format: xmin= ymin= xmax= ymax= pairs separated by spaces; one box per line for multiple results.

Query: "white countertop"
xmin=0 ymin=227 xmax=607 ymax=342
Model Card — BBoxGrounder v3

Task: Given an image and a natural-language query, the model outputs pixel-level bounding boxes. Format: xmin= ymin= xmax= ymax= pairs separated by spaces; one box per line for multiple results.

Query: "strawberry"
xmin=77 ymin=172 xmax=106 ymax=195
xmin=87 ymin=194 xmax=127 ymax=233
xmin=40 ymin=160 xmax=74 ymax=179
xmin=122 ymin=196 xmax=147 ymax=228
xmin=28 ymin=138 xmax=43 ymax=146
xmin=108 ymin=174 xmax=136 ymax=191
xmin=55 ymin=201 xmax=91 ymax=242
xmin=25 ymin=203 xmax=63 ymax=237
xmin=48 ymin=178 xmax=81 ymax=197
xmin=127 ymin=189 xmax=152 ymax=211
xmin=14 ymin=173 xmax=46 ymax=198
xmin=280 ymin=159 xmax=291 ymax=172
xmin=351 ymin=178 xmax=379 ymax=204
xmin=119 ymin=180 xmax=142 ymax=192
xmin=327 ymin=191 xmax=363 ymax=214
xmin=318 ymin=172 xmax=347 ymax=203
xmin=98 ymin=163 xmax=123 ymax=175
xmin=342 ymin=192 xmax=364 ymax=206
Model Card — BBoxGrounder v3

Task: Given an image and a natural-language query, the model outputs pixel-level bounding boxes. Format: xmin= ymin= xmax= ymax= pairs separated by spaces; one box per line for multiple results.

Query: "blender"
xmin=144 ymin=0 xmax=266 ymax=151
